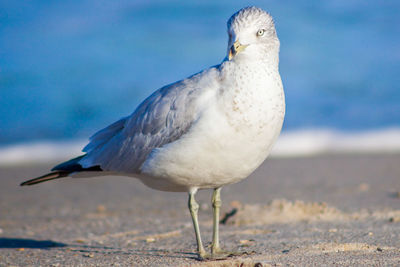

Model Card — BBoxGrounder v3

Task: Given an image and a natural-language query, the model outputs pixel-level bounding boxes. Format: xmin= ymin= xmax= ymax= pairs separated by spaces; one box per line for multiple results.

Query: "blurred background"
xmin=1 ymin=0 xmax=399 ymax=163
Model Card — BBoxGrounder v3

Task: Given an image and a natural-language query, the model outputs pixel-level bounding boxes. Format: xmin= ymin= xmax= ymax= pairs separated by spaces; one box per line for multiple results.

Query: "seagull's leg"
xmin=210 ymin=187 xmax=248 ymax=259
xmin=188 ymin=189 xmax=206 ymax=259
xmin=211 ymin=187 xmax=222 ymax=254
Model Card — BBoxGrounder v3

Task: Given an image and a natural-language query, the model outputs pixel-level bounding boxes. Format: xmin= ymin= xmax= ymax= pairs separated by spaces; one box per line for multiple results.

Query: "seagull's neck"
xmin=263 ymin=48 xmax=280 ymax=70
xmin=224 ymin=47 xmax=280 ymax=72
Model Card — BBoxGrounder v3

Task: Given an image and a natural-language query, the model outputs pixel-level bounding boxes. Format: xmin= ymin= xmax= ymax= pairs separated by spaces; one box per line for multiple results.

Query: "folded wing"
xmin=79 ymin=67 xmax=220 ymax=174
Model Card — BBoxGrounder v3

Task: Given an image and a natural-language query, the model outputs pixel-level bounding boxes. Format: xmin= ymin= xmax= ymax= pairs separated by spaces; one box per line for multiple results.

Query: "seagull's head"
xmin=227 ymin=7 xmax=279 ymax=61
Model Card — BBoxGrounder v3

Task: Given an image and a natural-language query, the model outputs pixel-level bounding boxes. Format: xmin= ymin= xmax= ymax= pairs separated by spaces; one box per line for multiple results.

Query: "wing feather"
xmin=82 ymin=117 xmax=127 ymax=153
xmin=80 ymin=66 xmax=220 ymax=173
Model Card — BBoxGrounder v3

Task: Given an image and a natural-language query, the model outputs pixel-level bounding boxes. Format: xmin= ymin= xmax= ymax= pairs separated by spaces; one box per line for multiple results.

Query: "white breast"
xmin=139 ymin=60 xmax=285 ymax=192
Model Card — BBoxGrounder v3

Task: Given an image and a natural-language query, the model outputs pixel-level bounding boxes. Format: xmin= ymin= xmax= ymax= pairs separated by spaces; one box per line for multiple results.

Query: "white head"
xmin=227 ymin=7 xmax=279 ymax=62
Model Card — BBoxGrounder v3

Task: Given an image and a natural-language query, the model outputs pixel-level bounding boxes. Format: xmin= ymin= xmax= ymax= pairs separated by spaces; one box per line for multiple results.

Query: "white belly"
xmin=139 ymin=76 xmax=285 ymax=192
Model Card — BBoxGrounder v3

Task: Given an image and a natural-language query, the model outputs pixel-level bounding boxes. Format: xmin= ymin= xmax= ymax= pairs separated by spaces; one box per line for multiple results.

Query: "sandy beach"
xmin=1 ymin=153 xmax=399 ymax=266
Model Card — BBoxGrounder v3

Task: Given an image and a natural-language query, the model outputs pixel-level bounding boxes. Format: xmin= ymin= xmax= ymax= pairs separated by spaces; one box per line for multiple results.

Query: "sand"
xmin=0 ymin=153 xmax=399 ymax=266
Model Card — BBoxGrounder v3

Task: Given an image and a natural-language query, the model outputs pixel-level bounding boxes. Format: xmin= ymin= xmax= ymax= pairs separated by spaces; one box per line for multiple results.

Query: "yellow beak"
xmin=228 ymin=40 xmax=248 ymax=60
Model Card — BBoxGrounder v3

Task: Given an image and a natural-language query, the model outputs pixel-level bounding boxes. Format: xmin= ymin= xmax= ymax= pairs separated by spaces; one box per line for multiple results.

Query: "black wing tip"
xmin=20 ymin=180 xmax=32 ymax=186
xmin=21 ymin=166 xmax=103 ymax=186
xmin=20 ymin=171 xmax=68 ymax=186
xmin=21 ymin=154 xmax=103 ymax=187
xmin=51 ymin=154 xmax=103 ymax=173
xmin=20 ymin=179 xmax=40 ymax=186
xmin=51 ymin=155 xmax=86 ymax=171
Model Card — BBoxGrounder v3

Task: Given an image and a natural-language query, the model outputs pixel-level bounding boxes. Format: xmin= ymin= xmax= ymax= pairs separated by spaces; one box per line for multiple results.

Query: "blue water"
xmin=1 ymin=1 xmax=399 ymax=145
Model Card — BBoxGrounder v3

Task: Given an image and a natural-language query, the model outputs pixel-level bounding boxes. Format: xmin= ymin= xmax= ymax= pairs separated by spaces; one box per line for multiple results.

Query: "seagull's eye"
xmin=257 ymin=29 xmax=265 ymax=37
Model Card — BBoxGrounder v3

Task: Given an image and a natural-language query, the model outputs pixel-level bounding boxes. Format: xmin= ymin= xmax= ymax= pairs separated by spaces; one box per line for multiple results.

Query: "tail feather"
xmin=20 ymin=171 xmax=69 ymax=186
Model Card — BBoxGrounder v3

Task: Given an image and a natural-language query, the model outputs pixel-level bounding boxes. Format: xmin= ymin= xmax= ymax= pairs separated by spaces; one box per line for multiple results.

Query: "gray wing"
xmin=79 ymin=66 xmax=220 ymax=173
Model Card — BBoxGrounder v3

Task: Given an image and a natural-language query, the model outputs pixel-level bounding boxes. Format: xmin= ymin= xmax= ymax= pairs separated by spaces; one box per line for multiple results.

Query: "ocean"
xmin=1 ymin=1 xmax=399 ymax=164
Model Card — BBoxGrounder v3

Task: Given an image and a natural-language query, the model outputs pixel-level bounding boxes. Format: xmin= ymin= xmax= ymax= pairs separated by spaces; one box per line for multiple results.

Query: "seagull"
xmin=21 ymin=6 xmax=285 ymax=260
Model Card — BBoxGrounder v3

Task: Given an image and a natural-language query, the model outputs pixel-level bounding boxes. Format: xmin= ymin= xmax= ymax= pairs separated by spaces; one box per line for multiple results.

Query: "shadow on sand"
xmin=0 ymin=237 xmax=199 ymax=259
xmin=0 ymin=237 xmax=67 ymax=249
